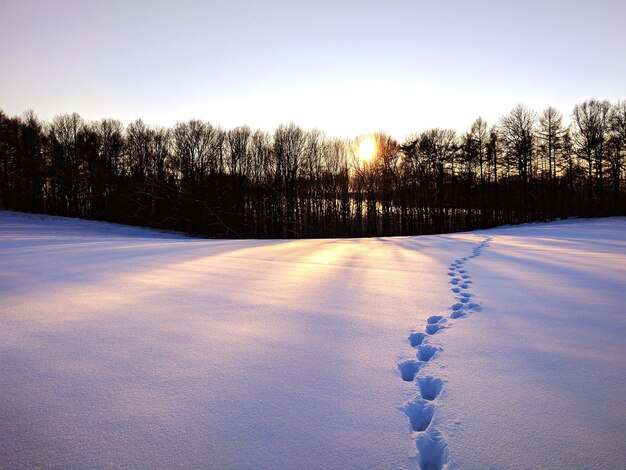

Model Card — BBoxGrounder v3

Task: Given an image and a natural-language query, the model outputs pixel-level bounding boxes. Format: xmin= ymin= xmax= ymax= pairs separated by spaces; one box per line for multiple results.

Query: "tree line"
xmin=1 ymin=99 xmax=625 ymax=238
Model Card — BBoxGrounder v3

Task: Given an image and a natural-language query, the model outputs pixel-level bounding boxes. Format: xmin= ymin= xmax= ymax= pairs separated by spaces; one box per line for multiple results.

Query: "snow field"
xmin=1 ymin=212 xmax=625 ymax=469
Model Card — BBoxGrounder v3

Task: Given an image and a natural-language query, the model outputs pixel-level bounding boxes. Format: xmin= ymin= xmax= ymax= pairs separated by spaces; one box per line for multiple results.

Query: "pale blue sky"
xmin=1 ymin=0 xmax=624 ymax=139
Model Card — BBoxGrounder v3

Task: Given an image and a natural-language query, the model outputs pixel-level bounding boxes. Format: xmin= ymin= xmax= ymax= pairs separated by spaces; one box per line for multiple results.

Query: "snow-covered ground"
xmin=1 ymin=211 xmax=625 ymax=469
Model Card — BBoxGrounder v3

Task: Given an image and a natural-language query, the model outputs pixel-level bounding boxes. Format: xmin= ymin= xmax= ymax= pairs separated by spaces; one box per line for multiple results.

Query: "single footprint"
xmin=398 ymin=359 xmax=422 ymax=381
xmin=417 ymin=345 xmax=440 ymax=362
xmin=425 ymin=323 xmax=446 ymax=335
xmin=427 ymin=315 xmax=444 ymax=324
xmin=409 ymin=331 xmax=427 ymax=347
xmin=418 ymin=376 xmax=444 ymax=401
xmin=450 ymin=310 xmax=467 ymax=319
xmin=416 ymin=429 xmax=449 ymax=469
xmin=403 ymin=399 xmax=435 ymax=432
xmin=450 ymin=287 xmax=461 ymax=293
xmin=450 ymin=303 xmax=464 ymax=311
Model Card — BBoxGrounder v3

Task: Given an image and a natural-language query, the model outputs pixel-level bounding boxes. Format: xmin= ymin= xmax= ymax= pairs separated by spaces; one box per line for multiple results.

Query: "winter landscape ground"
xmin=1 ymin=211 xmax=625 ymax=469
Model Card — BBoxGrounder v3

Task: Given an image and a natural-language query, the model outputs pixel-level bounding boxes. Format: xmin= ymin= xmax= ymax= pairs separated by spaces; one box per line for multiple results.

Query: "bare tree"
xmin=48 ymin=113 xmax=86 ymax=215
xmin=536 ymin=107 xmax=566 ymax=217
xmin=499 ymin=104 xmax=536 ymax=220
xmin=274 ymin=123 xmax=307 ymax=236
xmin=608 ymin=101 xmax=626 ymax=205
xmin=537 ymin=107 xmax=565 ymax=185
xmin=227 ymin=126 xmax=251 ymax=177
xmin=469 ymin=117 xmax=488 ymax=184
xmin=572 ymin=99 xmax=611 ymax=208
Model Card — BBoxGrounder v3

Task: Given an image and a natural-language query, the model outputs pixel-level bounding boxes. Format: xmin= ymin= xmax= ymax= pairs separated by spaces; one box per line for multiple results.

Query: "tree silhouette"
xmin=0 ymin=99 xmax=624 ymax=238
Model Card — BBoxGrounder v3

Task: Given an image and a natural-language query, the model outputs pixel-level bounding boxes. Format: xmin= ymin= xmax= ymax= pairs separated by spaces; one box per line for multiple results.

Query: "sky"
xmin=1 ymin=0 xmax=625 ymax=140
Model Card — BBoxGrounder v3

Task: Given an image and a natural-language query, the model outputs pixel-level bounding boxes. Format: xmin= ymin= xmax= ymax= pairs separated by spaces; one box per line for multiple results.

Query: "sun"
xmin=358 ymin=137 xmax=377 ymax=162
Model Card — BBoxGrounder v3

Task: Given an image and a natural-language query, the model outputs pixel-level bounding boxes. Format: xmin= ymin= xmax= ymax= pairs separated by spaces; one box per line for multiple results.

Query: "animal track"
xmin=409 ymin=331 xmax=427 ymax=347
xmin=427 ymin=315 xmax=444 ymax=324
xmin=399 ymin=235 xmax=491 ymax=468
xmin=418 ymin=376 xmax=444 ymax=401
xmin=403 ymin=399 xmax=435 ymax=432
xmin=398 ymin=359 xmax=422 ymax=381
xmin=416 ymin=430 xmax=449 ymax=470
xmin=417 ymin=345 xmax=439 ymax=362
xmin=425 ymin=323 xmax=446 ymax=335
xmin=450 ymin=310 xmax=467 ymax=319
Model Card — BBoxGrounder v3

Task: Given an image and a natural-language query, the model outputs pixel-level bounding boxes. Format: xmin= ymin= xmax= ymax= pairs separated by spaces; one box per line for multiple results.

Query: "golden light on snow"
xmin=358 ymin=137 xmax=377 ymax=162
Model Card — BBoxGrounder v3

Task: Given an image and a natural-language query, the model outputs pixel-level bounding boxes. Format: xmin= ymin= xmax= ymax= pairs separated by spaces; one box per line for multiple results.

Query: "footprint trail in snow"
xmin=397 ymin=235 xmax=492 ymax=469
